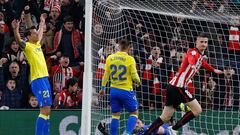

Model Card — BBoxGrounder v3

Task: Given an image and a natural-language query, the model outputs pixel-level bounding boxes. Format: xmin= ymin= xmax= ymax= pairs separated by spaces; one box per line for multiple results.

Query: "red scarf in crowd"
xmin=53 ymin=65 xmax=73 ymax=90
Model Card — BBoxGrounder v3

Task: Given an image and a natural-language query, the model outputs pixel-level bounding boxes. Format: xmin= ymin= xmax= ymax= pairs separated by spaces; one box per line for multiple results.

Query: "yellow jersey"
xmin=101 ymin=51 xmax=140 ymax=91
xmin=22 ymin=41 xmax=49 ymax=81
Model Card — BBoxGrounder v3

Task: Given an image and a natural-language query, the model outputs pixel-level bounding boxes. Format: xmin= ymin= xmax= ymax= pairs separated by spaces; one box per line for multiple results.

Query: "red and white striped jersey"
xmin=169 ymin=48 xmax=215 ymax=88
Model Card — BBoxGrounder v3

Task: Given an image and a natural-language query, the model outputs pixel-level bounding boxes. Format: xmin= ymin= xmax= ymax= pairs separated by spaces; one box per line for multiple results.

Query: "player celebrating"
xmin=99 ymin=39 xmax=141 ymax=135
xmin=144 ymin=33 xmax=224 ymax=135
xmin=12 ymin=14 xmax=52 ymax=135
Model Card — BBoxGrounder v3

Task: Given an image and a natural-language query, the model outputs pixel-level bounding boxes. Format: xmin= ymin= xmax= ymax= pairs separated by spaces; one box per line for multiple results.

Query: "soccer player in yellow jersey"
xmin=99 ymin=39 xmax=141 ymax=135
xmin=12 ymin=14 xmax=52 ymax=135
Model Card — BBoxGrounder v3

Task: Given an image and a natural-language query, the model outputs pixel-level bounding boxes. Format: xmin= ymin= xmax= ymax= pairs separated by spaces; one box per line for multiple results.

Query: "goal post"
xmin=81 ymin=0 xmax=93 ymax=135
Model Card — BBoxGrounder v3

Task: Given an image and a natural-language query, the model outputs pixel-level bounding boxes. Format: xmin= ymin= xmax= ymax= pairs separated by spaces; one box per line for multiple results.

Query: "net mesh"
xmin=90 ymin=0 xmax=240 ymax=134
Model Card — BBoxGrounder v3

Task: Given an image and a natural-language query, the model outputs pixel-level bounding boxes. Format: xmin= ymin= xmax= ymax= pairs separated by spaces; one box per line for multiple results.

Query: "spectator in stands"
xmin=96 ymin=45 xmax=114 ymax=80
xmin=49 ymin=2 xmax=62 ymax=32
xmin=56 ymin=77 xmax=82 ymax=109
xmin=27 ymin=93 xmax=38 ymax=109
xmin=50 ymin=54 xmax=78 ymax=95
xmin=59 ymin=0 xmax=73 ymax=21
xmin=201 ymin=77 xmax=216 ymax=109
xmin=227 ymin=16 xmax=240 ymax=61
xmin=18 ymin=5 xmax=35 ymax=39
xmin=52 ymin=16 xmax=83 ymax=67
xmin=13 ymin=0 xmax=41 ymax=22
xmin=41 ymin=21 xmax=55 ymax=56
xmin=0 ymin=0 xmax=14 ymax=27
xmin=2 ymin=38 xmax=24 ymax=64
xmin=0 ymin=11 xmax=9 ymax=55
xmin=142 ymin=47 xmax=165 ymax=109
xmin=0 ymin=59 xmax=28 ymax=102
xmin=218 ymin=66 xmax=239 ymax=111
xmin=71 ymin=0 xmax=84 ymax=30
xmin=1 ymin=77 xmax=23 ymax=108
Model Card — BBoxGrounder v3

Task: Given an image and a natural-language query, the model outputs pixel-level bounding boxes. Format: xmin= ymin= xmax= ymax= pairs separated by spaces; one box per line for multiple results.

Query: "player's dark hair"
xmin=24 ymin=26 xmax=37 ymax=37
xmin=119 ymin=39 xmax=130 ymax=51
xmin=67 ymin=77 xmax=78 ymax=88
xmin=63 ymin=16 xmax=74 ymax=23
xmin=197 ymin=32 xmax=208 ymax=38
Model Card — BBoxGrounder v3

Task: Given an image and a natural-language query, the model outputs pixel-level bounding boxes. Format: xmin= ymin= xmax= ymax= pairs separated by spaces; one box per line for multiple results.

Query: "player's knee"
xmin=160 ymin=114 xmax=172 ymax=122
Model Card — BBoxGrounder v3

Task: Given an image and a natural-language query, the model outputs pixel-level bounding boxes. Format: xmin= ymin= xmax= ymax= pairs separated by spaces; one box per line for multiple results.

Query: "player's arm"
xmin=202 ymin=61 xmax=224 ymax=74
xmin=11 ymin=19 xmax=26 ymax=49
xmin=38 ymin=14 xmax=47 ymax=42
xmin=130 ymin=58 xmax=141 ymax=85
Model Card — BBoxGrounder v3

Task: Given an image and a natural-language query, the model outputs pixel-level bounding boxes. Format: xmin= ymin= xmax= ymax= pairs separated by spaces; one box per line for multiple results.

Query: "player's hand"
xmin=11 ymin=19 xmax=20 ymax=30
xmin=214 ymin=69 xmax=224 ymax=74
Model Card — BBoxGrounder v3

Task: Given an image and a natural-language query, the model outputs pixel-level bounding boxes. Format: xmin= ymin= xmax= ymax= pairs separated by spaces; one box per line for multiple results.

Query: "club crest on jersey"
xmin=191 ymin=51 xmax=197 ymax=56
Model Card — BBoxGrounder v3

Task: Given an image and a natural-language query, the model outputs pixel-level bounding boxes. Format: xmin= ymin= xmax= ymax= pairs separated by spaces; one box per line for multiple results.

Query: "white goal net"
xmin=90 ymin=0 xmax=240 ymax=134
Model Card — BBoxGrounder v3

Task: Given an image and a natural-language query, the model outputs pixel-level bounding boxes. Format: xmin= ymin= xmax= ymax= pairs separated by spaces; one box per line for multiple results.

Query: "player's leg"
xmin=111 ymin=112 xmax=121 ymax=135
xmin=144 ymin=85 xmax=177 ymax=135
xmin=123 ymin=90 xmax=139 ymax=134
xmin=32 ymin=77 xmax=52 ymax=135
xmin=172 ymin=89 xmax=201 ymax=130
xmin=157 ymin=123 xmax=170 ymax=135
xmin=38 ymin=106 xmax=51 ymax=134
xmin=144 ymin=106 xmax=175 ymax=135
xmin=110 ymin=88 xmax=122 ymax=135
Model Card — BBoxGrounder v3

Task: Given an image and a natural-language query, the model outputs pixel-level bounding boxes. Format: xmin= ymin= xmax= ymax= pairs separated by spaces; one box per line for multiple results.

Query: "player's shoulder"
xmin=126 ymin=55 xmax=135 ymax=62
xmin=105 ymin=53 xmax=115 ymax=61
xmin=187 ymin=48 xmax=198 ymax=56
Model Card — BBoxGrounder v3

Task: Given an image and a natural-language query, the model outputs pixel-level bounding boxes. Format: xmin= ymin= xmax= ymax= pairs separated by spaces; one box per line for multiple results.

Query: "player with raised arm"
xmin=12 ymin=14 xmax=52 ymax=135
xmin=144 ymin=33 xmax=224 ymax=135
xmin=99 ymin=39 xmax=141 ymax=135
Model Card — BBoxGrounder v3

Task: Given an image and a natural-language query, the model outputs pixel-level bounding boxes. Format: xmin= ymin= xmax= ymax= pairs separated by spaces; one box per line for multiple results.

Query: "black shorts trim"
xmin=165 ymin=85 xmax=195 ymax=108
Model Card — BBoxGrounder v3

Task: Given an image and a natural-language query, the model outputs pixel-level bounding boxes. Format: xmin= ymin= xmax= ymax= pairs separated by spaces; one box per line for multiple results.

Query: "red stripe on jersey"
xmin=170 ymin=48 xmax=214 ymax=88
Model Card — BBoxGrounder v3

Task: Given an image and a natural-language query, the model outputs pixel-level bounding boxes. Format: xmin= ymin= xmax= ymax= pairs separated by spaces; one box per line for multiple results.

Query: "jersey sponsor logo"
xmin=35 ymin=48 xmax=42 ymax=52
xmin=191 ymin=50 xmax=196 ymax=56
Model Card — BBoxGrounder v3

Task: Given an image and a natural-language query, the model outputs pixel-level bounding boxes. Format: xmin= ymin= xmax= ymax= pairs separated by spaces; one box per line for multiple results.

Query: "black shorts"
xmin=165 ymin=85 xmax=195 ymax=108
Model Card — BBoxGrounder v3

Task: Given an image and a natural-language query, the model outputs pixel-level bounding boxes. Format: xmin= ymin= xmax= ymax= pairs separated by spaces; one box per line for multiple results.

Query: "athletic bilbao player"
xmin=144 ymin=33 xmax=224 ymax=135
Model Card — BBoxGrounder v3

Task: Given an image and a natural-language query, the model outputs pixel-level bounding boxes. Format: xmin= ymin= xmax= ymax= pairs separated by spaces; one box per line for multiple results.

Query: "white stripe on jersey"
xmin=176 ymin=65 xmax=191 ymax=87
xmin=169 ymin=55 xmax=205 ymax=88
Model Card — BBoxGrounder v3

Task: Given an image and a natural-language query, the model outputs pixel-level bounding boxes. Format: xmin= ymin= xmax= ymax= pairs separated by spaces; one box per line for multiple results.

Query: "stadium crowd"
xmin=0 ymin=0 xmax=84 ymax=109
xmin=0 ymin=0 xmax=239 ymax=111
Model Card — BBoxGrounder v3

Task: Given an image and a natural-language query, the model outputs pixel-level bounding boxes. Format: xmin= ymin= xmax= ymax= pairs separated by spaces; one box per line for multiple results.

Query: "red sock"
xmin=144 ymin=117 xmax=164 ymax=135
xmin=172 ymin=111 xmax=195 ymax=130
